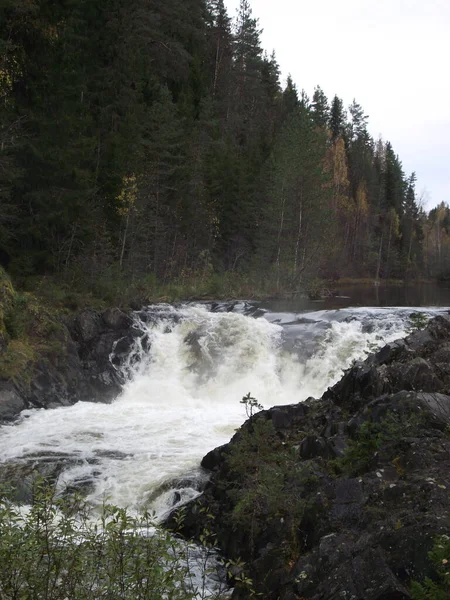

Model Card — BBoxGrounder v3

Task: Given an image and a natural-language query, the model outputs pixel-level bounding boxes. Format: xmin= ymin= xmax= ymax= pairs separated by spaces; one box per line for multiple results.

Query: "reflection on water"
xmin=262 ymin=282 xmax=450 ymax=312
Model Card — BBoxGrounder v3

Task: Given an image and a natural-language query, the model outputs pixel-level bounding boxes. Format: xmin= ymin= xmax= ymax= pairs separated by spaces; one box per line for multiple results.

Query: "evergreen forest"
xmin=1 ymin=0 xmax=449 ymax=300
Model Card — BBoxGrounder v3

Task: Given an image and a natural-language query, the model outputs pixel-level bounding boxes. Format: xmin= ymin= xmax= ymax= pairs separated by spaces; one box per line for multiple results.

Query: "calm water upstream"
xmin=262 ymin=281 xmax=450 ymax=312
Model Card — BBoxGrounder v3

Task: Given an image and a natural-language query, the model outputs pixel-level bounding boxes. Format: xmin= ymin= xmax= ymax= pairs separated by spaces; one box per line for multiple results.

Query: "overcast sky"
xmin=225 ymin=0 xmax=450 ymax=210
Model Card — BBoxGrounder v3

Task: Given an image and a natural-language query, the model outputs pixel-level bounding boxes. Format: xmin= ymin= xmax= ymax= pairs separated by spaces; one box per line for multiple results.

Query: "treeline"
xmin=0 ymin=0 xmax=448 ymax=294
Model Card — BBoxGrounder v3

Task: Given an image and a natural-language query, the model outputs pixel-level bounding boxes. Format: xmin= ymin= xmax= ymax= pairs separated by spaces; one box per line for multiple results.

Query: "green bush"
xmin=411 ymin=535 xmax=450 ymax=599
xmin=408 ymin=311 xmax=429 ymax=332
xmin=0 ymin=483 xmax=229 ymax=600
xmin=336 ymin=419 xmax=387 ymax=475
xmin=336 ymin=412 xmax=422 ymax=476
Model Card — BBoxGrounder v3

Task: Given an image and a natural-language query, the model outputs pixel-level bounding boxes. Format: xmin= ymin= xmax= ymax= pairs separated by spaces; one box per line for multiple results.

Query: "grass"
xmin=17 ymin=270 xmax=289 ymax=312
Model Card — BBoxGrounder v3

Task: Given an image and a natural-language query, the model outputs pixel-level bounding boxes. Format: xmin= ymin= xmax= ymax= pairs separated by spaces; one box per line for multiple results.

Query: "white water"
xmin=0 ymin=303 xmax=440 ymax=516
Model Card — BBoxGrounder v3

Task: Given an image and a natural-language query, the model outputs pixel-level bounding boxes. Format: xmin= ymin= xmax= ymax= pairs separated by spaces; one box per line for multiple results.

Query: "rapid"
xmin=0 ymin=302 xmax=443 ymax=517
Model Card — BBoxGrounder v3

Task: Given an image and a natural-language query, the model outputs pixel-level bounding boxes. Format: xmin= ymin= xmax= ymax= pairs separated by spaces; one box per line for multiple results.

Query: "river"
xmin=1 ymin=283 xmax=449 ymax=519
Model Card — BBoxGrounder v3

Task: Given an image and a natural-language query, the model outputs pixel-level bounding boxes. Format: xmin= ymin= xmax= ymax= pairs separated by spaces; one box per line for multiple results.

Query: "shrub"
xmin=411 ymin=534 xmax=450 ymax=599
xmin=0 ymin=483 xmax=229 ymax=600
xmin=408 ymin=311 xmax=429 ymax=332
xmin=336 ymin=412 xmax=422 ymax=476
xmin=4 ymin=294 xmax=28 ymax=339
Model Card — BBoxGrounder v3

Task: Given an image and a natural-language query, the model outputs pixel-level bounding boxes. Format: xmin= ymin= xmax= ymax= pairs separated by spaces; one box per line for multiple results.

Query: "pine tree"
xmin=346 ymin=100 xmax=375 ymax=200
xmin=299 ymin=89 xmax=311 ymax=110
xmin=207 ymin=0 xmax=234 ymax=103
xmin=0 ymin=0 xmax=432 ymax=285
xmin=260 ymin=51 xmax=282 ymax=147
xmin=234 ymin=0 xmax=263 ymax=75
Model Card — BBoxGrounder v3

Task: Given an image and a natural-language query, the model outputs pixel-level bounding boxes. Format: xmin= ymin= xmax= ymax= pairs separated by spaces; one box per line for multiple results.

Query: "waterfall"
xmin=0 ymin=303 xmax=437 ymax=516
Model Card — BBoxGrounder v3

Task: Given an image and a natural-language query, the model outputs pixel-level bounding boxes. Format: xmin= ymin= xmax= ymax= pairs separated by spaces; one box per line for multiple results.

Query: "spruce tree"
xmin=347 ymin=99 xmax=369 ymax=141
xmin=311 ymin=86 xmax=330 ymax=129
xmin=232 ymin=0 xmax=264 ymax=132
xmin=384 ymin=142 xmax=406 ymax=217
xmin=329 ymin=95 xmax=346 ymax=140
xmin=281 ymin=76 xmax=299 ymax=119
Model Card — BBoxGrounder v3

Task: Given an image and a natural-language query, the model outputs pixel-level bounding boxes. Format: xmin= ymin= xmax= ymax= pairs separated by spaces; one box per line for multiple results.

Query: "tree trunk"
xmin=294 ymin=189 xmax=303 ymax=274
xmin=119 ymin=210 xmax=130 ymax=270
xmin=385 ymin=217 xmax=393 ymax=278
xmin=275 ymin=184 xmax=286 ymax=290
xmin=213 ymin=40 xmax=221 ymax=97
xmin=376 ymin=233 xmax=383 ymax=281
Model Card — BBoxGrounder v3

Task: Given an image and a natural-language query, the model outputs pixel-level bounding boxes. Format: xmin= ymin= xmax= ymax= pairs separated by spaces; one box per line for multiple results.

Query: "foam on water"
xmin=0 ymin=304 xmax=438 ymax=515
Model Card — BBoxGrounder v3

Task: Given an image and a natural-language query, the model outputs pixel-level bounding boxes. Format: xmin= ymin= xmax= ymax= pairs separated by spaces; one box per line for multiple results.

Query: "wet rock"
xmin=268 ymin=403 xmax=309 ymax=431
xmin=210 ymin=301 xmax=238 ymax=313
xmin=321 ymin=420 xmax=346 ymax=438
xmin=111 ymin=335 xmax=137 ymax=369
xmin=368 ymin=339 xmax=409 ymax=367
xmin=0 ymin=382 xmax=25 ymax=421
xmin=201 ymin=444 xmax=228 ymax=471
xmin=102 ymin=307 xmax=132 ymax=330
xmin=0 ymin=455 xmax=80 ymax=503
xmin=416 ymin=391 xmax=450 ymax=427
xmin=242 ymin=304 xmax=266 ymax=318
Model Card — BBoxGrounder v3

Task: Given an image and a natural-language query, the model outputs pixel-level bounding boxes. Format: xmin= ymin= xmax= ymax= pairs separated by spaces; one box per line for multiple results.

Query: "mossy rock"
xmin=0 ymin=340 xmax=37 ymax=384
xmin=0 ymin=271 xmax=68 ymax=386
xmin=3 ymin=290 xmax=67 ymax=345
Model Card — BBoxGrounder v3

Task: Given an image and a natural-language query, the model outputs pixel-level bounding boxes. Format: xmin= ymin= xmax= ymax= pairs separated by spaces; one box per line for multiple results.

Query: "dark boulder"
xmin=70 ymin=310 xmax=103 ymax=344
xmin=299 ymin=435 xmax=336 ymax=459
xmin=201 ymin=444 xmax=229 ymax=471
xmin=0 ymin=382 xmax=25 ymax=421
xmin=102 ymin=307 xmax=133 ymax=330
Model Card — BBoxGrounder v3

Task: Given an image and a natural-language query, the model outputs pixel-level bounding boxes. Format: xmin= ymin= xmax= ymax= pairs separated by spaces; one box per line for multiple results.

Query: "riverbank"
xmin=7 ymin=268 xmax=438 ymax=312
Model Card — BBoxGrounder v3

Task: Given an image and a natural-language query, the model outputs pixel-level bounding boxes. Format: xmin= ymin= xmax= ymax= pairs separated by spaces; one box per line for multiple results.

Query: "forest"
xmin=1 ymin=0 xmax=450 ymax=301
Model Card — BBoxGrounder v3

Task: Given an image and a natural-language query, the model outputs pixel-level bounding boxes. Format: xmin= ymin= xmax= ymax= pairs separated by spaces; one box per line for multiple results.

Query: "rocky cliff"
xmin=175 ymin=314 xmax=450 ymax=600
